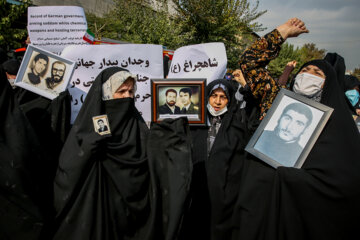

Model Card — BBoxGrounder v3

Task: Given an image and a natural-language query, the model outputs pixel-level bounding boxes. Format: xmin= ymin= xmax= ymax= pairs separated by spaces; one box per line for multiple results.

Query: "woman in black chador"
xmin=27 ymin=53 xmax=49 ymax=84
xmin=227 ymin=18 xmax=360 ymax=240
xmin=52 ymin=67 xmax=192 ymax=240
xmin=0 ymin=64 xmax=47 ymax=239
xmin=179 ymin=78 xmax=256 ymax=240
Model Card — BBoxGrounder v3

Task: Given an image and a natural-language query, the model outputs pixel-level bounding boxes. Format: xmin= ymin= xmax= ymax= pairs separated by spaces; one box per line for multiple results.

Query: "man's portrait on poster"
xmin=92 ymin=115 xmax=111 ymax=135
xmin=245 ymin=89 xmax=333 ymax=168
xmin=14 ymin=45 xmax=75 ymax=100
xmin=151 ymin=79 xmax=206 ymax=126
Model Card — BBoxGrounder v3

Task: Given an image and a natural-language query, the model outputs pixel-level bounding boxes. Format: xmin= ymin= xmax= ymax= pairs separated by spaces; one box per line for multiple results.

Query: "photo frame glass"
xmin=14 ymin=44 xmax=75 ymax=100
xmin=245 ymin=88 xmax=333 ymax=168
xmin=151 ymin=78 xmax=206 ymax=126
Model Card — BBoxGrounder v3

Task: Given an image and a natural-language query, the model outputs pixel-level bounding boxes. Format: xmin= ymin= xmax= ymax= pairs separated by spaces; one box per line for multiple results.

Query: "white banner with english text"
xmin=167 ymin=42 xmax=227 ymax=84
xmin=28 ymin=6 xmax=88 ymax=53
xmin=61 ymin=44 xmax=164 ymax=124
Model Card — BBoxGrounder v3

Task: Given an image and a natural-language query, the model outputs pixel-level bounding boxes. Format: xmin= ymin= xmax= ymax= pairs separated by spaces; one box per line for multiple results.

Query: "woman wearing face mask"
xmin=217 ymin=18 xmax=360 ymax=240
xmin=179 ymin=78 xmax=261 ymax=240
xmin=52 ymin=67 xmax=192 ymax=240
xmin=344 ymin=75 xmax=360 ymax=116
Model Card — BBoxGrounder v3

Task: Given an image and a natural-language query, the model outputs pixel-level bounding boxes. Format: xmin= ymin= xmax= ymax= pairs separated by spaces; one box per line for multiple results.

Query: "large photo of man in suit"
xmin=158 ymin=88 xmax=181 ymax=114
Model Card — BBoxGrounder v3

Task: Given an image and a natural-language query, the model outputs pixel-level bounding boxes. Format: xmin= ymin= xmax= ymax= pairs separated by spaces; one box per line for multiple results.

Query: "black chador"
xmin=52 ymin=67 xmax=192 ymax=240
xmin=230 ymin=60 xmax=360 ymax=240
xmin=0 ymin=66 xmax=46 ymax=239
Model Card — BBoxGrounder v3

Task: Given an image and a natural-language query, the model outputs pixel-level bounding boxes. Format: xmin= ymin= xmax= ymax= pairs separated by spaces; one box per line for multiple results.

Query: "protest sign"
xmin=27 ymin=6 xmax=88 ymax=53
xmin=167 ymin=42 xmax=227 ymax=84
xmin=61 ymin=44 xmax=164 ymax=123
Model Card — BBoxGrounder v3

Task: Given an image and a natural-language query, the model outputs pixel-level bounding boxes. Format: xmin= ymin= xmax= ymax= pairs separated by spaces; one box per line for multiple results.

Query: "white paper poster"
xmin=167 ymin=42 xmax=227 ymax=84
xmin=27 ymin=6 xmax=88 ymax=53
xmin=61 ymin=44 xmax=164 ymax=123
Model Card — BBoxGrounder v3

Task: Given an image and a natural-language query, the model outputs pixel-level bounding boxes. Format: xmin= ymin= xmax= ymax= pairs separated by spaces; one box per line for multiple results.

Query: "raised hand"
xmin=276 ymin=18 xmax=309 ymax=40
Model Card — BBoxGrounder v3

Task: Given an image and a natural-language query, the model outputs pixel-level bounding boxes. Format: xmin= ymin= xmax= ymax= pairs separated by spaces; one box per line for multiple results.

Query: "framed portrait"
xmin=245 ymin=88 xmax=333 ymax=169
xmin=151 ymin=78 xmax=206 ymax=126
xmin=14 ymin=44 xmax=75 ymax=100
xmin=92 ymin=115 xmax=111 ymax=136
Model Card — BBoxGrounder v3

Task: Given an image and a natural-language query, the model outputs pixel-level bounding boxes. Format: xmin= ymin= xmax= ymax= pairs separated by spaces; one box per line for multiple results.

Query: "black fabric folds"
xmin=324 ymin=52 xmax=346 ymax=91
xmin=12 ymin=82 xmax=72 ymax=234
xmin=147 ymin=118 xmax=193 ymax=240
xmin=52 ymin=67 xmax=192 ymax=240
xmin=180 ymin=79 xmax=253 ymax=240
xmin=0 ymin=67 xmax=45 ymax=239
xmin=231 ymin=59 xmax=360 ymax=240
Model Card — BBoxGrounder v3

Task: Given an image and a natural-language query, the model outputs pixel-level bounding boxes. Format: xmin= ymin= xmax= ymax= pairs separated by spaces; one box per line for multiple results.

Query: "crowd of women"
xmin=1 ymin=17 xmax=360 ymax=240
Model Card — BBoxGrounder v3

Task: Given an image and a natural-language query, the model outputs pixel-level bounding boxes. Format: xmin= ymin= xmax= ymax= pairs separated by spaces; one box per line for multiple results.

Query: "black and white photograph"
xmin=92 ymin=115 xmax=111 ymax=135
xmin=245 ymin=89 xmax=333 ymax=168
xmin=14 ymin=44 xmax=75 ymax=100
xmin=151 ymin=79 xmax=206 ymax=125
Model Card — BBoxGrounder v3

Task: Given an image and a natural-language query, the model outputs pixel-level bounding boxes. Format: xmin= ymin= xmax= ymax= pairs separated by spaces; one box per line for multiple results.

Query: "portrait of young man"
xmin=46 ymin=61 xmax=66 ymax=90
xmin=97 ymin=119 xmax=108 ymax=133
xmin=158 ymin=88 xmax=181 ymax=114
xmin=179 ymin=87 xmax=199 ymax=114
xmin=254 ymin=102 xmax=313 ymax=167
xmin=26 ymin=53 xmax=49 ymax=85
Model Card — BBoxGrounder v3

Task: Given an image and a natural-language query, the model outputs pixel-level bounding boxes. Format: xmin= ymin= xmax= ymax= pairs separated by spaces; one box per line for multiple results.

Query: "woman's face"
xmin=209 ymin=88 xmax=228 ymax=111
xmin=299 ymin=65 xmax=325 ymax=79
xmin=33 ymin=58 xmax=47 ymax=75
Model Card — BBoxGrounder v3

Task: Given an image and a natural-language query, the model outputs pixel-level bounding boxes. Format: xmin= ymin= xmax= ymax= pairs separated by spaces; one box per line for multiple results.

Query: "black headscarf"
xmin=207 ymin=79 xmax=235 ymax=107
xmin=344 ymin=75 xmax=360 ymax=90
xmin=232 ymin=59 xmax=360 ymax=240
xmin=324 ymin=52 xmax=346 ymax=91
xmin=344 ymin=75 xmax=360 ymax=114
xmin=0 ymin=66 xmax=46 ymax=239
xmin=52 ymin=67 xmax=153 ymax=240
xmin=2 ymin=59 xmax=20 ymax=75
xmin=180 ymin=79 xmax=253 ymax=239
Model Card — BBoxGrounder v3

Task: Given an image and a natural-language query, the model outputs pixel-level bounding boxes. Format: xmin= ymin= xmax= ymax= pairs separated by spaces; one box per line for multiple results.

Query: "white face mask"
xmin=293 ymin=72 xmax=325 ymax=97
xmin=207 ymin=103 xmax=228 ymax=117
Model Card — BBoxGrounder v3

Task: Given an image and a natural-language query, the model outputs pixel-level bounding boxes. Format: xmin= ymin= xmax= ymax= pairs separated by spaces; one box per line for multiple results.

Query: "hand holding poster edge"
xmin=245 ymin=88 xmax=333 ymax=169
xmin=167 ymin=42 xmax=227 ymax=84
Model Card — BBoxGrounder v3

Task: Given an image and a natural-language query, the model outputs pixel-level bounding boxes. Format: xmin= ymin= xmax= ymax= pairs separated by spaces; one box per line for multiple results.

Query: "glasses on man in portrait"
xmin=14 ymin=45 xmax=75 ymax=100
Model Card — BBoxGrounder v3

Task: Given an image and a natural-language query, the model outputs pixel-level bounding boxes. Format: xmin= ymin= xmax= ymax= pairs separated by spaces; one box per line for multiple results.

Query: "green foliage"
xmin=172 ymin=0 xmax=266 ymax=69
xmin=299 ymin=43 xmax=326 ymax=63
xmin=268 ymin=42 xmax=327 ymax=79
xmin=86 ymin=0 xmax=266 ymax=69
xmin=268 ymin=43 xmax=302 ymax=79
xmin=0 ymin=0 xmax=31 ymax=50
xmin=86 ymin=0 xmax=183 ymax=50
xmin=351 ymin=67 xmax=360 ymax=79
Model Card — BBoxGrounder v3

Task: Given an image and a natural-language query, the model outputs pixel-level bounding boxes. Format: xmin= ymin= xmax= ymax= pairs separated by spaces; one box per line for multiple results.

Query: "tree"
xmin=299 ymin=43 xmax=326 ymax=63
xmin=172 ymin=0 xmax=266 ymax=69
xmin=86 ymin=0 xmax=266 ymax=68
xmin=268 ymin=43 xmax=302 ymax=79
xmin=351 ymin=66 xmax=360 ymax=79
xmin=86 ymin=0 xmax=183 ymax=50
xmin=0 ymin=0 xmax=31 ymax=50
xmin=267 ymin=42 xmax=327 ymax=79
